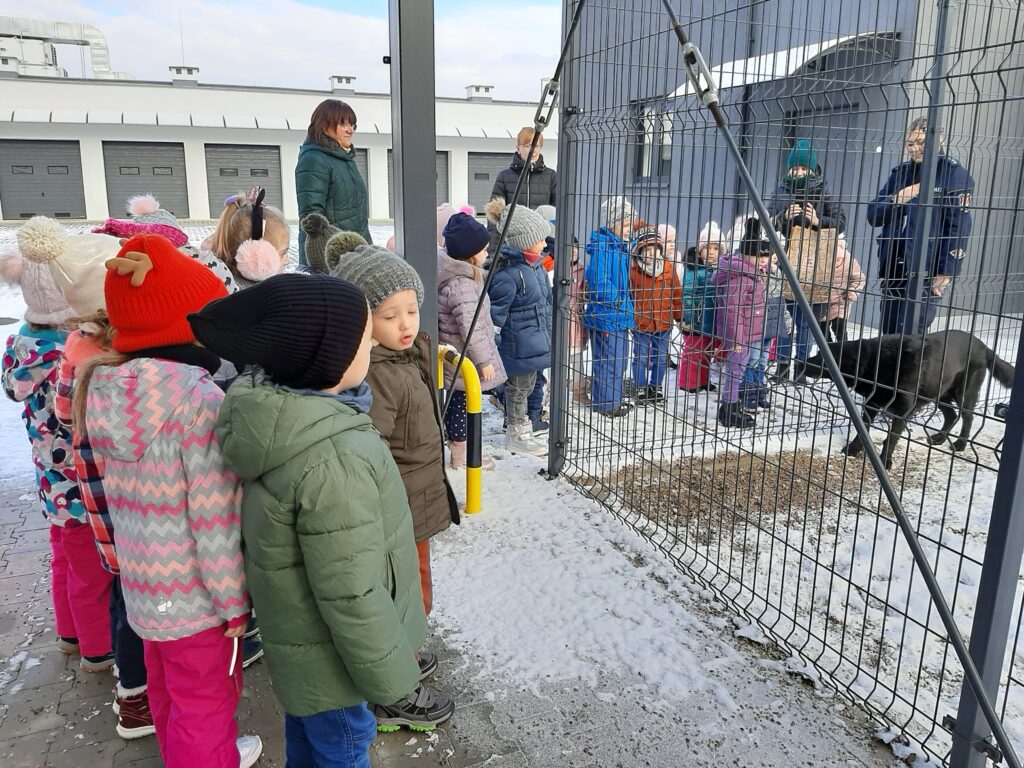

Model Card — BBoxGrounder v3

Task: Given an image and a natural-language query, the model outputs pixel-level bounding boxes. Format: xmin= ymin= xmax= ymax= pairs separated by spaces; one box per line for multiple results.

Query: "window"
xmin=631 ymin=100 xmax=674 ymax=183
xmin=219 ymin=168 xmax=239 ymax=177
xmin=474 ymin=172 xmax=489 ymax=180
xmin=47 ymin=166 xmax=68 ymax=175
xmin=119 ymin=167 xmax=140 ymax=175
xmin=1 ymin=58 xmax=8 ymax=65
xmin=153 ymin=167 xmax=173 ymax=176
xmin=250 ymin=168 xmax=269 ymax=177
xmin=11 ymin=165 xmax=32 ymax=174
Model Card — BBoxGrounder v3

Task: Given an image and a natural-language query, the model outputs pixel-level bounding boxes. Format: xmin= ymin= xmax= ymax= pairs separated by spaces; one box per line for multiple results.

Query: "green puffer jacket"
xmin=215 ymin=372 xmax=424 ymax=717
xmin=296 ymin=137 xmax=372 ymax=263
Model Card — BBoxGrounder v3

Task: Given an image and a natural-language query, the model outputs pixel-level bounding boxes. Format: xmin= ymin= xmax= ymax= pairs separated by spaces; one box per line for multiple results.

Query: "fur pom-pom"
xmin=324 ymin=231 xmax=368 ymax=273
xmin=385 ymin=235 xmax=397 ymax=253
xmin=485 ymin=198 xmax=506 ymax=224
xmin=300 ymin=212 xmax=331 ymax=237
xmin=16 ymin=216 xmax=66 ymax=264
xmin=235 ymin=240 xmax=285 ymax=281
xmin=458 ymin=204 xmax=476 ymax=217
xmin=127 ymin=194 xmax=160 ymax=216
xmin=0 ymin=249 xmax=25 ymax=285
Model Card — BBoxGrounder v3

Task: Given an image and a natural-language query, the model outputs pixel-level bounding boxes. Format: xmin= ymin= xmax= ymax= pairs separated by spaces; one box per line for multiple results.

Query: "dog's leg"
xmin=929 ymin=402 xmax=959 ymax=446
xmin=881 ymin=418 xmax=908 ymax=470
xmin=842 ymin=406 xmax=877 ymax=457
xmin=952 ymin=368 xmax=985 ymax=452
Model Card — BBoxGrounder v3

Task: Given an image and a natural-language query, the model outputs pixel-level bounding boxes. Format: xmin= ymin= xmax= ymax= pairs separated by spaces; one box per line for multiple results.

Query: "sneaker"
xmin=506 ymin=425 xmax=547 ymax=457
xmin=57 ymin=636 xmax=79 ymax=655
xmin=718 ymin=402 xmax=755 ymax=429
xmin=417 ymin=651 xmax=438 ymax=681
xmin=237 ymin=735 xmax=263 ymax=768
xmin=372 ymin=684 xmax=455 ymax=732
xmin=115 ymin=688 xmax=156 ymax=740
xmin=596 ymin=403 xmax=633 ymax=418
xmin=242 ymin=636 xmax=264 ymax=668
xmin=81 ymin=652 xmax=116 ymax=673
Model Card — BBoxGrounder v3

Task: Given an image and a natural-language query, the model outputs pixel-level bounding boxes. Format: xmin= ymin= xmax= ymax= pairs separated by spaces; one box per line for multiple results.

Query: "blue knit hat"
xmin=443 ymin=213 xmax=490 ymax=260
xmin=787 ymin=139 xmax=817 ymax=170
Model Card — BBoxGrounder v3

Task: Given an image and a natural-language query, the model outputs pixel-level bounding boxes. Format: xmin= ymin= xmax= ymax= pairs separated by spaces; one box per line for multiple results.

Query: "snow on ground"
xmin=558 ymin=317 xmax=1023 ymax=762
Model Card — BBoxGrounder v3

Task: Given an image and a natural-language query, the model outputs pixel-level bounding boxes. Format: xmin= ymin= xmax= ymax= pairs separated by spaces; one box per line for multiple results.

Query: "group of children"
xmin=2 ymin=190 xmax=467 ymax=768
xmin=580 ymin=189 xmax=862 ymax=429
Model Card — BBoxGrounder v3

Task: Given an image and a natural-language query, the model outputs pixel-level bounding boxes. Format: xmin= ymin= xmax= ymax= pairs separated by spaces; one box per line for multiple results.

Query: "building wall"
xmin=0 ymin=76 xmax=559 ymax=221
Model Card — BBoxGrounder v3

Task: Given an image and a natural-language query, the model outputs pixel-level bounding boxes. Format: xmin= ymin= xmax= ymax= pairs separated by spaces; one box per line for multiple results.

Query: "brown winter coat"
xmin=437 ymin=249 xmax=508 ymax=391
xmin=366 ymin=333 xmax=460 ymax=543
xmin=630 ymin=258 xmax=683 ymax=333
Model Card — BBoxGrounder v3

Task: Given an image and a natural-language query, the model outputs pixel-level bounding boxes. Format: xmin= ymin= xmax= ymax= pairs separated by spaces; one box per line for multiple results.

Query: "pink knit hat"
xmin=0 ymin=229 xmax=76 ymax=327
xmin=436 ymin=203 xmax=456 ymax=246
xmin=91 ymin=194 xmax=189 ymax=248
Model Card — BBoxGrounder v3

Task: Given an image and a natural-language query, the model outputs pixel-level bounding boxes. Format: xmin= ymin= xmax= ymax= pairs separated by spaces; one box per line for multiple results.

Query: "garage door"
xmin=468 ymin=152 xmax=511 ymax=212
xmin=387 ymin=151 xmax=450 ymax=217
xmin=103 ymin=142 xmax=189 ymax=218
xmin=205 ymin=145 xmax=283 ymax=215
xmin=0 ymin=140 xmax=86 ymax=219
xmin=354 ymin=148 xmax=369 ymax=200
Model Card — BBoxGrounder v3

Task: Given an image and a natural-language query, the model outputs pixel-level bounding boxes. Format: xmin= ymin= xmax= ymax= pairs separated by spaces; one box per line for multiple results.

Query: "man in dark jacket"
xmin=487 ymin=127 xmax=557 ymax=257
xmin=867 ymin=117 xmax=974 ymax=335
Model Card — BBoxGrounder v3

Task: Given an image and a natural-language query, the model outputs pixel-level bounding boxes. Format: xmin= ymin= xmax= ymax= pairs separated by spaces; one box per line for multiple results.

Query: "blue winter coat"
xmin=866 ymin=155 xmax=974 ymax=278
xmin=487 ymin=246 xmax=553 ymax=376
xmin=583 ymin=227 xmax=634 ymax=333
xmin=681 ymin=256 xmax=716 ymax=337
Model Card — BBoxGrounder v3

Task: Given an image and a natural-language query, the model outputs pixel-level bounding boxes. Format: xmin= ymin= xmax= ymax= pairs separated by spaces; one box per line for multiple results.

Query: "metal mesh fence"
xmin=549 ymin=0 xmax=1024 ymax=763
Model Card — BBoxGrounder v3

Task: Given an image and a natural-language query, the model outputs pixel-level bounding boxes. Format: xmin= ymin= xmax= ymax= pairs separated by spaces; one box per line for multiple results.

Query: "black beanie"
xmin=739 ymin=217 xmax=773 ymax=257
xmin=442 ymin=213 xmax=491 ymax=260
xmin=188 ymin=273 xmax=369 ymax=390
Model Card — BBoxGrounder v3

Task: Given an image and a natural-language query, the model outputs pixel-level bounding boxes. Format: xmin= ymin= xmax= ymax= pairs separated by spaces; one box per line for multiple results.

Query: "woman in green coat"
xmin=296 ymin=99 xmax=372 ymax=265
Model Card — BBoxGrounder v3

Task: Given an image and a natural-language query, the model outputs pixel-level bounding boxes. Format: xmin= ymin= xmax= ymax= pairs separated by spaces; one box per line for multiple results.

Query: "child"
xmin=189 ymin=273 xmax=438 ymax=760
xmin=93 ymin=194 xmax=237 ymax=293
xmin=656 ymin=224 xmax=682 ymax=371
xmin=439 ymin=212 xmax=507 ymax=469
xmin=628 ymin=226 xmax=682 ymax=403
xmin=485 ymin=199 xmax=554 ymax=455
xmin=740 ymin=254 xmax=793 ymax=414
xmin=77 ymin=234 xmax=261 ymax=768
xmin=207 ymin=187 xmax=290 ymax=289
xmin=822 ymin=237 xmax=865 ymax=343
xmin=585 ymin=196 xmax=637 ymax=416
xmin=712 ymin=218 xmax=771 ymax=429
xmin=678 ymin=223 xmax=721 ymax=392
xmin=330 ymin=246 xmax=458 ymax=731
xmin=567 ymin=237 xmax=591 ymax=404
xmin=21 ymin=217 xmax=155 ymax=738
xmin=1 ymin=219 xmax=115 ymax=674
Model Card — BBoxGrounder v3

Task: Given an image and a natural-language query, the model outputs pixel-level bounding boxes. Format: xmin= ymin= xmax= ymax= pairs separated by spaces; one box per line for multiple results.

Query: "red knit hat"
xmin=104 ymin=233 xmax=229 ymax=353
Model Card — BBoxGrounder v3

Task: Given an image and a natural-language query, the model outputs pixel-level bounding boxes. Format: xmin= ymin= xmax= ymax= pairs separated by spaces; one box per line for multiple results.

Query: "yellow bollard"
xmin=438 ymin=345 xmax=483 ymax=514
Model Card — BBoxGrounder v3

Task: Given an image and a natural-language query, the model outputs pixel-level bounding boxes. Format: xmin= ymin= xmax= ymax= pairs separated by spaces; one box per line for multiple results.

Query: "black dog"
xmin=804 ymin=330 xmax=1015 ymax=469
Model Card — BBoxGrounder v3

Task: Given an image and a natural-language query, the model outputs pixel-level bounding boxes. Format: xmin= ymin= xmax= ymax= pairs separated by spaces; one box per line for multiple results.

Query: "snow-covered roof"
xmin=670 ymin=32 xmax=896 ymax=98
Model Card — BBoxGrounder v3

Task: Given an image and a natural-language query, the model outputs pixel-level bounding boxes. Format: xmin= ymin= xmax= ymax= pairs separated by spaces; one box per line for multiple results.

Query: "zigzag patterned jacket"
xmin=84 ymin=357 xmax=250 ymax=641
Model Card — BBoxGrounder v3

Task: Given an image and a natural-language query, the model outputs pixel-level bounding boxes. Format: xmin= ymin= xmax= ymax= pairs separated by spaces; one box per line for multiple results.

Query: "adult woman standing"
xmin=296 ymin=99 xmax=371 ymax=266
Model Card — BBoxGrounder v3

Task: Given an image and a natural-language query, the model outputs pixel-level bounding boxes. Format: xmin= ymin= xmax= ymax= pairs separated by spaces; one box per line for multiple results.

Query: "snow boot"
xmin=718 ymin=402 xmax=755 ymax=429
xmin=506 ymin=423 xmax=547 ymax=457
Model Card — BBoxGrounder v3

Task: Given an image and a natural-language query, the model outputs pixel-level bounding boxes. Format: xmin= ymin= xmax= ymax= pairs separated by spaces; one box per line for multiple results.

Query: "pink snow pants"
xmin=678 ymin=334 xmax=718 ymax=391
xmin=49 ymin=522 xmax=114 ymax=657
xmin=144 ymin=625 xmax=243 ymax=768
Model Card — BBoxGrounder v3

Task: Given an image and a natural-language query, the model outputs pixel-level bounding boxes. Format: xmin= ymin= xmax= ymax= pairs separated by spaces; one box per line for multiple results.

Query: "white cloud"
xmin=0 ymin=0 xmax=562 ymax=100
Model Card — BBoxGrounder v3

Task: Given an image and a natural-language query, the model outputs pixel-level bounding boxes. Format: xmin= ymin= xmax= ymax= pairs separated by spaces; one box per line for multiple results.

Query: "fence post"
xmin=950 ymin=323 xmax=1024 ymax=767
xmin=388 ymin=0 xmax=438 ymax=338
xmin=546 ymin=0 xmax=579 ymax=479
xmin=904 ymin=0 xmax=952 ymax=335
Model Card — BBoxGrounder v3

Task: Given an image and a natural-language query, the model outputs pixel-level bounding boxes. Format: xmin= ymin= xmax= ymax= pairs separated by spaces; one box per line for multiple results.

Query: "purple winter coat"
xmin=437 ymin=249 xmax=508 ymax=391
xmin=711 ymin=252 xmax=767 ymax=348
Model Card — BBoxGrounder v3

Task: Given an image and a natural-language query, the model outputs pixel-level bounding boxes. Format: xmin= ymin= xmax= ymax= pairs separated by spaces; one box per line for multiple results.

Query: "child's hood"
xmin=712 ymin=252 xmax=759 ymax=284
xmin=216 ymin=371 xmax=374 ymax=480
xmin=437 ymin=249 xmax=481 ymax=289
xmin=2 ymin=326 xmax=66 ymax=402
xmin=86 ymin=357 xmax=209 ymax=462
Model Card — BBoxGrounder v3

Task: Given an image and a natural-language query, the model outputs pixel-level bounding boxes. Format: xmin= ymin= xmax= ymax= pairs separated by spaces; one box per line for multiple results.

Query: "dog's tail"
xmin=986 ymin=347 xmax=1015 ymax=388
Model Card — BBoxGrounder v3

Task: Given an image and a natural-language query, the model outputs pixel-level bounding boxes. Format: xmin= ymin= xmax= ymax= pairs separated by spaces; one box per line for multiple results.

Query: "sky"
xmin=0 ymin=0 xmax=562 ymax=100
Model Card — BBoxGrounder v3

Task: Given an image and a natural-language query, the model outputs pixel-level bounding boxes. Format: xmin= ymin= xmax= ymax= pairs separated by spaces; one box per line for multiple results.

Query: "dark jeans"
xmin=880 ymin=278 xmax=942 ymax=335
xmin=110 ymin=577 xmax=147 ymax=689
xmin=285 ymin=704 xmax=377 ymax=768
